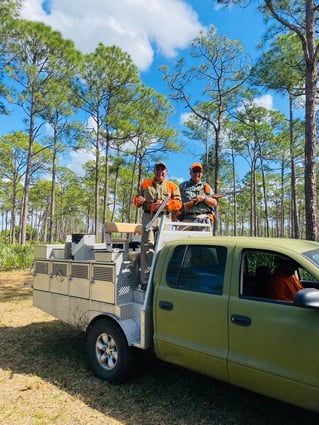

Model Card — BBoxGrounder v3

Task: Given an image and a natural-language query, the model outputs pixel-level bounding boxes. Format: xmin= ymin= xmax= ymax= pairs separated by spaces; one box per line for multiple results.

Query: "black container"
xmin=72 ymin=233 xmax=86 ymax=244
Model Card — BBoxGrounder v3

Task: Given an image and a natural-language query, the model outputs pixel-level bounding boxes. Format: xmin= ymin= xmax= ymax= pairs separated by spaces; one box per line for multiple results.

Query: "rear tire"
xmin=87 ymin=318 xmax=129 ymax=383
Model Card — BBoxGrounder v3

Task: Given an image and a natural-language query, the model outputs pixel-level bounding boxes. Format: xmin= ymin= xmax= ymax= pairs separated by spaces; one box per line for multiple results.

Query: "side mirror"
xmin=294 ymin=288 xmax=319 ymax=309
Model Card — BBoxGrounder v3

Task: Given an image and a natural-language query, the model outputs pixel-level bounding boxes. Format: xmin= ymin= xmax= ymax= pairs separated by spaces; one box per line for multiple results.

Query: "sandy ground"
xmin=0 ymin=271 xmax=124 ymax=425
xmin=1 ymin=271 xmax=318 ymax=425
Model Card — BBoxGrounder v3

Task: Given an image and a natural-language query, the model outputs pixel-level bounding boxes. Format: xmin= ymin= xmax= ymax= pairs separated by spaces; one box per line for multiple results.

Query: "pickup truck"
xmin=32 ymin=215 xmax=319 ymax=413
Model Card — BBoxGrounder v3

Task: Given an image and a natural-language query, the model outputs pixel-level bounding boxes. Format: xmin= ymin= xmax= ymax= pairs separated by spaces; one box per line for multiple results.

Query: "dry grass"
xmin=0 ymin=271 xmax=318 ymax=425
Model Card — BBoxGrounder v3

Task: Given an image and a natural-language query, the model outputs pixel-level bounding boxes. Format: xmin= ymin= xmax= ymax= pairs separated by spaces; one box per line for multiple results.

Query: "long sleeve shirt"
xmin=268 ymin=272 xmax=303 ymax=302
xmin=134 ymin=179 xmax=182 ymax=212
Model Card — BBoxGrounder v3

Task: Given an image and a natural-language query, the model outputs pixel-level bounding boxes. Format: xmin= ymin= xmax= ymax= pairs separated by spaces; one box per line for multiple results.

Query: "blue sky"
xmin=2 ymin=0 xmax=290 ymax=183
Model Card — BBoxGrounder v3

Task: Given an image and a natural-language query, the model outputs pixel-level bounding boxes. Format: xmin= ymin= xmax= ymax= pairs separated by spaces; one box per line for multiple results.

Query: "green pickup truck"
xmin=33 ymin=217 xmax=319 ymax=413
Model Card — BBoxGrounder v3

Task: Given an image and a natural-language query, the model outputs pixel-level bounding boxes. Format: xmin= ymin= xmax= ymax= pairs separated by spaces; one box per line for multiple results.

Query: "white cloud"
xmin=253 ymin=94 xmax=273 ymax=110
xmin=180 ymin=112 xmax=192 ymax=125
xmin=20 ymin=0 xmax=204 ymax=71
xmin=86 ymin=116 xmax=97 ymax=132
xmin=65 ymin=148 xmax=95 ymax=176
xmin=236 ymin=93 xmax=274 ymax=116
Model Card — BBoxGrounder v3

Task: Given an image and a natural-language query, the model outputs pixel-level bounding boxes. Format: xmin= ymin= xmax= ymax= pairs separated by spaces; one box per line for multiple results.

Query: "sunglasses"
xmin=192 ymin=168 xmax=202 ymax=173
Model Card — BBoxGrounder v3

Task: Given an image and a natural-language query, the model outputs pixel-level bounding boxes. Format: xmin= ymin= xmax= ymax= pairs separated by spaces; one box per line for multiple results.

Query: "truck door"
xmin=227 ymin=249 xmax=319 ymax=410
xmin=153 ymin=243 xmax=229 ymax=383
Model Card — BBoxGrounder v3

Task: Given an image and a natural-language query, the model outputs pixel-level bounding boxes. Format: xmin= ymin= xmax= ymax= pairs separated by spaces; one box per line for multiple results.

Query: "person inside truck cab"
xmin=179 ymin=162 xmax=217 ymax=225
xmin=134 ymin=161 xmax=182 ymax=291
xmin=268 ymin=258 xmax=304 ymax=302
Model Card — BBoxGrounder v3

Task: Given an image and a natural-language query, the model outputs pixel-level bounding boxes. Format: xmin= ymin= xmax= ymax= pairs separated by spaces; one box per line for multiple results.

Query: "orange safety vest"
xmin=134 ymin=179 xmax=182 ymax=212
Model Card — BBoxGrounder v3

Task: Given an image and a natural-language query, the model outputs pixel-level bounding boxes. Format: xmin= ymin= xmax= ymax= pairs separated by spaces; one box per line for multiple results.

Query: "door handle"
xmin=231 ymin=314 xmax=251 ymax=327
xmin=159 ymin=301 xmax=173 ymax=311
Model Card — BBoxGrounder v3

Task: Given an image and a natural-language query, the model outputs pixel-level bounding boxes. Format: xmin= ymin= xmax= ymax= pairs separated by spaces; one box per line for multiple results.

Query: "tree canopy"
xmin=0 ymin=2 xmax=317 ymax=242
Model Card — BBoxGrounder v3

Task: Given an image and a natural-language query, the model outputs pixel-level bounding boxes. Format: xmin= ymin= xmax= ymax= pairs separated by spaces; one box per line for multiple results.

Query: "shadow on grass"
xmin=0 ymin=288 xmax=32 ymax=302
xmin=0 ymin=275 xmax=33 ymax=302
xmin=0 ymin=320 xmax=318 ymax=425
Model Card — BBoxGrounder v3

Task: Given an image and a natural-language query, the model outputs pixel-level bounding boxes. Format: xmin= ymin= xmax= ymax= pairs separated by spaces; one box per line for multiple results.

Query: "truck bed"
xmin=33 ymin=217 xmax=212 ymax=349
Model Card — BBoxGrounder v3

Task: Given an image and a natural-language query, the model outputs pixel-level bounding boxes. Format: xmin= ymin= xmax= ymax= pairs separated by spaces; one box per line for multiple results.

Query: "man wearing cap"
xmin=268 ymin=258 xmax=304 ymax=302
xmin=134 ymin=161 xmax=182 ymax=290
xmin=179 ymin=163 xmax=217 ymax=226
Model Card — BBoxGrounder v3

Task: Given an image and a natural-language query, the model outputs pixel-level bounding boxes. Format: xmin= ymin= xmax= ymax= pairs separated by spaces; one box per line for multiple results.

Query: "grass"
xmin=0 ymin=271 xmax=318 ymax=425
xmin=0 ymin=242 xmax=34 ymax=271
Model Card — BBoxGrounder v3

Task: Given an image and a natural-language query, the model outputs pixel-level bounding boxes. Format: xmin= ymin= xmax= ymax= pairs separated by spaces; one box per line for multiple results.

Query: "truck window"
xmin=241 ymin=249 xmax=319 ymax=299
xmin=166 ymin=244 xmax=226 ymax=295
xmin=241 ymin=250 xmax=277 ymax=298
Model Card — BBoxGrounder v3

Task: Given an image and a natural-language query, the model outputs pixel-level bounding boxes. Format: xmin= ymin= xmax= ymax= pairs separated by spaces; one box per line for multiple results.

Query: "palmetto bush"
xmin=0 ymin=242 xmax=34 ymax=270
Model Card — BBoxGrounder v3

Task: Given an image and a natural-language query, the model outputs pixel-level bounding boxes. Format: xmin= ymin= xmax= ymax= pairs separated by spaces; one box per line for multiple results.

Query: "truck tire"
xmin=87 ymin=318 xmax=130 ymax=383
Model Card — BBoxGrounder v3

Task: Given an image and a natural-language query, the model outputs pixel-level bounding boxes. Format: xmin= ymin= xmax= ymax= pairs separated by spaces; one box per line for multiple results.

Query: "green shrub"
xmin=0 ymin=242 xmax=34 ymax=270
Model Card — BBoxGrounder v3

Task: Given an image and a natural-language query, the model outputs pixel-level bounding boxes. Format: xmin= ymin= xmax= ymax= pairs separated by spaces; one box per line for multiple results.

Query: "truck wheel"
xmin=87 ymin=318 xmax=130 ymax=383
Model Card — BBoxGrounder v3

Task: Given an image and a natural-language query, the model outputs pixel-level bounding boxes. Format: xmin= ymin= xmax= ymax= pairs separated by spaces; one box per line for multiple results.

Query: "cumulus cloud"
xmin=65 ymin=149 xmax=95 ymax=176
xmin=20 ymin=0 xmax=204 ymax=71
xmin=180 ymin=112 xmax=193 ymax=125
xmin=253 ymin=94 xmax=273 ymax=110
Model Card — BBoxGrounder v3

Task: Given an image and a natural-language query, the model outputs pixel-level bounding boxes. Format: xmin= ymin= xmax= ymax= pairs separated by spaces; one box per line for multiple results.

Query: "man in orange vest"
xmin=268 ymin=258 xmax=303 ymax=302
xmin=134 ymin=161 xmax=182 ymax=290
xmin=179 ymin=162 xmax=217 ymax=225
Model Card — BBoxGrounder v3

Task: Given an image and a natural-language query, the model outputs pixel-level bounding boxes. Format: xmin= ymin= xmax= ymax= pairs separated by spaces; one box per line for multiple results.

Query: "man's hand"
xmin=136 ymin=195 xmax=145 ymax=207
xmin=192 ymin=195 xmax=205 ymax=205
xmin=151 ymin=200 xmax=163 ymax=214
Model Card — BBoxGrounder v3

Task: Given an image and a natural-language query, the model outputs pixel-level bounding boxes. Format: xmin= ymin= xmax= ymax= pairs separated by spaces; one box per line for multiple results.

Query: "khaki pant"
xmin=140 ymin=212 xmax=159 ymax=286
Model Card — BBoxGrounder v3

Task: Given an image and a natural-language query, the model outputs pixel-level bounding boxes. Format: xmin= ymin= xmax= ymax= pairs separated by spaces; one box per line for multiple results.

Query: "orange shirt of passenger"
xmin=268 ymin=271 xmax=303 ymax=302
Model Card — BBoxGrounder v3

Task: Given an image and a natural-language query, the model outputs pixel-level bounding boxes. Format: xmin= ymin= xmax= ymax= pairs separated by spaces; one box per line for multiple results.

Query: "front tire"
xmin=87 ymin=318 xmax=129 ymax=383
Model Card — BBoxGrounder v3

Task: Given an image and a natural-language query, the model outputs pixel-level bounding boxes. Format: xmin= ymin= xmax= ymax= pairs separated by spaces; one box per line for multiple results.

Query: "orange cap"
xmin=190 ymin=162 xmax=203 ymax=170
